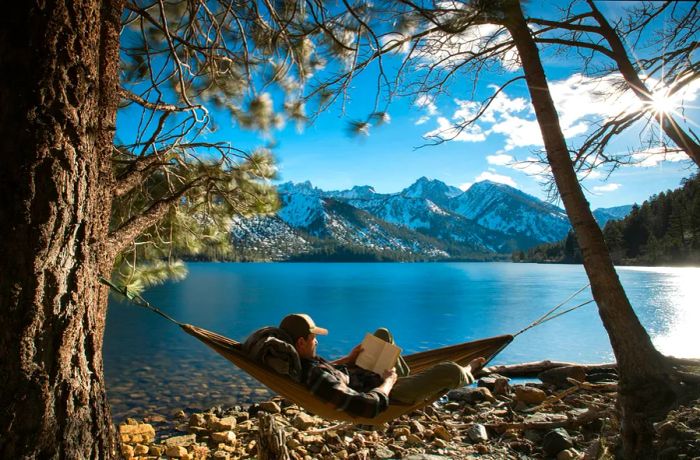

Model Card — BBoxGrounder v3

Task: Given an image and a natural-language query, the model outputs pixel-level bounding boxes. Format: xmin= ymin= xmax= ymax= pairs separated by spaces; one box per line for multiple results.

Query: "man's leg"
xmin=390 ymin=361 xmax=468 ymax=404
xmin=373 ymin=328 xmax=410 ymax=377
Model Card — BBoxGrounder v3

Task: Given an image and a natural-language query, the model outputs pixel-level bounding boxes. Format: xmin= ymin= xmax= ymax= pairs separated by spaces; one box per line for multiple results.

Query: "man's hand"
xmin=331 ymin=344 xmax=364 ymax=366
xmin=346 ymin=344 xmax=363 ymax=365
xmin=375 ymin=368 xmax=398 ymax=396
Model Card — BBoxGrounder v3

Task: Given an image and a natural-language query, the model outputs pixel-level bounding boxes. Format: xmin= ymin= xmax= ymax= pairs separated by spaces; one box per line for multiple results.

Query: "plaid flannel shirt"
xmin=300 ymin=357 xmax=389 ymax=418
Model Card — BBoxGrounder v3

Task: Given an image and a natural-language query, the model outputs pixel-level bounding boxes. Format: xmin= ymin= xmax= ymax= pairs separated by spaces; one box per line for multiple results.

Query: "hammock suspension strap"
xmin=513 ymin=283 xmax=593 ymax=337
xmin=99 ymin=277 xmax=183 ymax=327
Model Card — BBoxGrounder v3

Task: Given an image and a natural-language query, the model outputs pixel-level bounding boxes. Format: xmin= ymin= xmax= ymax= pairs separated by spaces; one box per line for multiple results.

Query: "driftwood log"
xmin=257 ymin=413 xmax=290 ymax=460
xmin=480 ymin=360 xmax=617 ymax=378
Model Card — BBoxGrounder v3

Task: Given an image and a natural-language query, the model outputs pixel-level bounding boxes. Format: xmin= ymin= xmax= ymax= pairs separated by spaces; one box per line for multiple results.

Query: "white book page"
xmin=355 ymin=333 xmax=402 ymax=375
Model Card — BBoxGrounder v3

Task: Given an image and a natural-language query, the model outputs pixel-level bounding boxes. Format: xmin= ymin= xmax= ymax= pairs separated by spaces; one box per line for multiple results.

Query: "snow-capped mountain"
xmin=450 ymin=180 xmax=571 ymax=246
xmin=229 ymin=178 xmax=632 ymax=261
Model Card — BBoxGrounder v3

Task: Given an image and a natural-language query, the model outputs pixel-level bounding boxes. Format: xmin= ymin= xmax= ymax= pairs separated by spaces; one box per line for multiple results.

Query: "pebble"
xmin=543 ymin=428 xmax=574 ymax=456
xmin=164 ymin=434 xmax=196 ymax=447
xmin=112 ymin=381 xmax=699 ymax=460
xmin=447 ymin=387 xmax=495 ymax=404
xmin=466 ymin=424 xmax=488 ymax=443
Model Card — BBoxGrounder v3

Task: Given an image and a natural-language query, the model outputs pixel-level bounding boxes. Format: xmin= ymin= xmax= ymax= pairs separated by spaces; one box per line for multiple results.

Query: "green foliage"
xmin=516 ymin=174 xmax=700 ymax=266
xmin=111 ymin=148 xmax=279 ymax=293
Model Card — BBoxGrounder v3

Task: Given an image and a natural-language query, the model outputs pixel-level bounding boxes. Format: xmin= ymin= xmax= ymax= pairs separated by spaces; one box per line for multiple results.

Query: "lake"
xmin=104 ymin=262 xmax=699 ymax=421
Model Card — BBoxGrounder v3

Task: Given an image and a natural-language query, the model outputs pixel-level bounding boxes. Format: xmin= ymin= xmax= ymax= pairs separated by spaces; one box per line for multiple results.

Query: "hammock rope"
xmin=99 ymin=277 xmax=183 ymax=326
xmin=513 ymin=283 xmax=593 ymax=337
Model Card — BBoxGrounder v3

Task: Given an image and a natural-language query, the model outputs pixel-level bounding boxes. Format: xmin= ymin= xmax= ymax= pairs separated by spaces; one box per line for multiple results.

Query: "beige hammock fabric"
xmin=180 ymin=324 xmax=513 ymax=425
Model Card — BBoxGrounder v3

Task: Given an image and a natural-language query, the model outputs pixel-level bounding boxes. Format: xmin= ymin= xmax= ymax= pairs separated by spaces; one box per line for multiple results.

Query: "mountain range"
xmin=229 ymin=177 xmax=632 ymax=261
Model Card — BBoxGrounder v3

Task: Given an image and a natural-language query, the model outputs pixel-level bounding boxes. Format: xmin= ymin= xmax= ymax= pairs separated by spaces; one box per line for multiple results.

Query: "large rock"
xmin=189 ymin=413 xmax=207 ymax=428
xmin=514 ymin=386 xmax=547 ymax=405
xmin=119 ymin=423 xmax=156 ymax=444
xmin=538 ymin=366 xmax=586 ymax=388
xmin=543 ymin=428 xmax=574 ymax=456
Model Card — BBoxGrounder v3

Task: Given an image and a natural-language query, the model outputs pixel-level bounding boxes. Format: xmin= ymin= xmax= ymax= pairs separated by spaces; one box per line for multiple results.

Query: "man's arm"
xmin=305 ymin=363 xmax=392 ymax=418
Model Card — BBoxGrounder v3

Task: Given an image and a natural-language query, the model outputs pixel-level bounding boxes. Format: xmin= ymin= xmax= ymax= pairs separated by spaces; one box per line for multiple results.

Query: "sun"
xmin=647 ymin=87 xmax=680 ymax=115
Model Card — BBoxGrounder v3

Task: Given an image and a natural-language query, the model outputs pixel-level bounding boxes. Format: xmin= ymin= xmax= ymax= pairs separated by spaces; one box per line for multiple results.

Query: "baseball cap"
xmin=279 ymin=313 xmax=329 ymax=341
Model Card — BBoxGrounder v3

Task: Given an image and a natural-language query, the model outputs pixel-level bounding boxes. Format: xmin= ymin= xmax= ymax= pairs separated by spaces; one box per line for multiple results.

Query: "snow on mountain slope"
xmin=451 ymin=180 xmax=570 ymax=243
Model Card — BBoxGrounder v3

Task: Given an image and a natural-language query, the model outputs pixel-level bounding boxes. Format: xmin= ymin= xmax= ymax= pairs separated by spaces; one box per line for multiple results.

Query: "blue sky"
xmin=118 ymin=1 xmax=698 ymax=210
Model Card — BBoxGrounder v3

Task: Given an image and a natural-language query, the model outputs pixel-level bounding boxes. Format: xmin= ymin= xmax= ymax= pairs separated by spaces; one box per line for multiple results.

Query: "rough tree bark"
xmin=0 ymin=0 xmax=123 ymax=457
xmin=500 ymin=1 xmax=676 ymax=458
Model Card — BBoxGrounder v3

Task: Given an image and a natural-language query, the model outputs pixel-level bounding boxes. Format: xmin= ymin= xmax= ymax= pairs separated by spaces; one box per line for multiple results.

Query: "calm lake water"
xmin=104 ymin=262 xmax=699 ymax=421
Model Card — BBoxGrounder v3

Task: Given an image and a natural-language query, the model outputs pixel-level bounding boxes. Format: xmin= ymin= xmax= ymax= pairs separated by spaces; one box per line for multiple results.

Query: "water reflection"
xmin=104 ymin=262 xmax=698 ymax=421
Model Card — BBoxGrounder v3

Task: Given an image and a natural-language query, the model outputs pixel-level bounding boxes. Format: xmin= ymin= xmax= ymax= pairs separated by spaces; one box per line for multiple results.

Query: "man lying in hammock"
xmin=279 ymin=313 xmax=485 ymax=419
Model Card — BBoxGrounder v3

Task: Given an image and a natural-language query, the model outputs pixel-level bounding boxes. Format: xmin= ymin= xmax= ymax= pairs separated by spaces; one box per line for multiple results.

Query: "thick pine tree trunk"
xmin=501 ymin=1 xmax=675 ymax=458
xmin=0 ymin=1 xmax=123 ymax=457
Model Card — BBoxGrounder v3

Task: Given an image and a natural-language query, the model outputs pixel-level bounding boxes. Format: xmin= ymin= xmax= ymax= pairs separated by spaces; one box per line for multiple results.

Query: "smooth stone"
xmin=258 ymin=401 xmax=281 ymax=413
xmin=211 ymin=431 xmax=236 ymax=444
xmin=514 ymin=386 xmax=547 ymax=405
xmin=133 ymin=444 xmax=149 ymax=455
xmin=164 ymin=434 xmax=197 ymax=447
xmin=165 ymin=445 xmax=188 ymax=458
xmin=433 ymin=438 xmax=448 ymax=448
xmin=543 ymin=428 xmax=574 ymax=456
xmin=494 ymin=377 xmax=511 ymax=395
xmin=291 ymin=412 xmax=317 ymax=430
xmin=466 ymin=423 xmax=488 ymax=443
xmin=393 ymin=427 xmax=411 ymax=438
xmin=447 ymin=387 xmax=495 ymax=404
xmin=210 ymin=416 xmax=237 ymax=431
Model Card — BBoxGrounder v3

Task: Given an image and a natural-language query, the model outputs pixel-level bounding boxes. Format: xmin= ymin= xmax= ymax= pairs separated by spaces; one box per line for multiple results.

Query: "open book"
xmin=355 ymin=333 xmax=402 ymax=375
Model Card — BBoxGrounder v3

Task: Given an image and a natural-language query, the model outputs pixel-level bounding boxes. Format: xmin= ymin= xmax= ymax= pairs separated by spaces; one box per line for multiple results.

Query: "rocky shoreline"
xmin=118 ymin=373 xmax=700 ymax=459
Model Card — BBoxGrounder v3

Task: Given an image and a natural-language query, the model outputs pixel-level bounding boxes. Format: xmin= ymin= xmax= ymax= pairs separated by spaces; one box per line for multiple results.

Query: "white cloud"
xmin=593 ymin=183 xmax=621 ymax=193
xmin=474 ymin=171 xmax=517 ymax=187
xmin=415 ymin=94 xmax=438 ymax=116
xmin=424 ymin=116 xmax=486 ymax=142
xmin=486 ymin=153 xmax=514 ymax=165
xmin=630 ymin=148 xmax=689 ymax=167
xmin=415 ymin=115 xmax=431 ymax=126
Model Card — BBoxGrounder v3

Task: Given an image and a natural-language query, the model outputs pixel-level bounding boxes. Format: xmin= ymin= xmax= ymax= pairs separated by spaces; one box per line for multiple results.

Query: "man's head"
xmin=279 ymin=313 xmax=328 ymax=359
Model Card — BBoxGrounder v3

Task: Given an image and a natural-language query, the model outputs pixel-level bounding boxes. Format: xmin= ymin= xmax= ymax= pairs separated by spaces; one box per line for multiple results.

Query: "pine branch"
xmin=113 ymin=153 xmax=169 ymax=197
xmin=107 ymin=177 xmax=203 ymax=256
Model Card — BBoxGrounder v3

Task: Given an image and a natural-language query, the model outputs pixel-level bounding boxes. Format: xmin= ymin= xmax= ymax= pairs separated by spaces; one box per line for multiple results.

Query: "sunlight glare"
xmin=651 ymin=268 xmax=700 ymax=359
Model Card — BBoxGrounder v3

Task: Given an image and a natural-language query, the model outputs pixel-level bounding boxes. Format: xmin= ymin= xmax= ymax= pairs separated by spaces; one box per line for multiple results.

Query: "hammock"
xmin=180 ymin=323 xmax=512 ymax=425
xmin=101 ymin=278 xmax=592 ymax=425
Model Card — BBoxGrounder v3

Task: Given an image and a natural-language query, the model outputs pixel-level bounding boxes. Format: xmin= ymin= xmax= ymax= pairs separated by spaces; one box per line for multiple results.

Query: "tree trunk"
xmin=501 ymin=1 xmax=676 ymax=458
xmin=0 ymin=1 xmax=123 ymax=457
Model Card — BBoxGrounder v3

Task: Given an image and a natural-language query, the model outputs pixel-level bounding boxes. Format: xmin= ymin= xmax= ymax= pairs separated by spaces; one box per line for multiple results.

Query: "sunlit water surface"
xmin=104 ymin=262 xmax=699 ymax=421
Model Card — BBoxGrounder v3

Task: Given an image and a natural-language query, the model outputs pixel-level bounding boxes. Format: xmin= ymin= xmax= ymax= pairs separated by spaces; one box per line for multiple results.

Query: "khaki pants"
xmin=373 ymin=328 xmax=468 ymax=405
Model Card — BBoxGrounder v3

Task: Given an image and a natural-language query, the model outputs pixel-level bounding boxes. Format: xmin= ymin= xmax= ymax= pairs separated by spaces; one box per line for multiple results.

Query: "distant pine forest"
xmin=514 ymin=174 xmax=700 ymax=266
